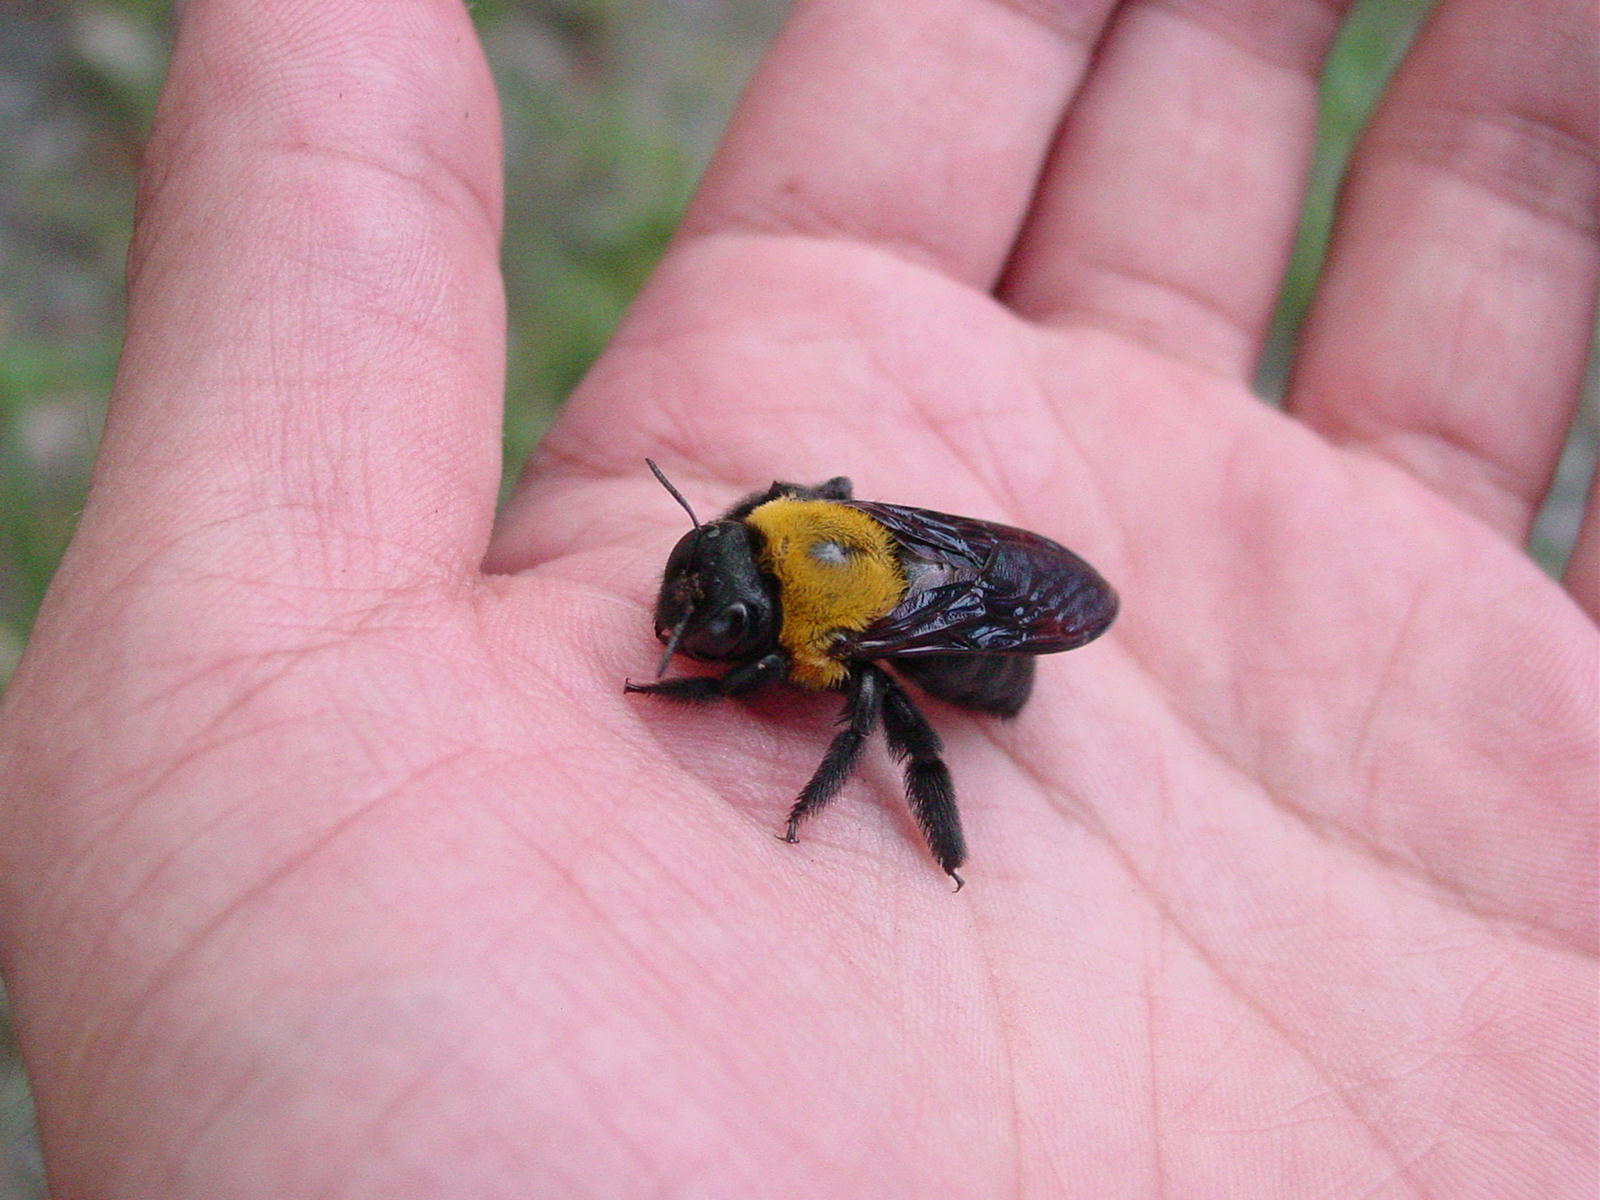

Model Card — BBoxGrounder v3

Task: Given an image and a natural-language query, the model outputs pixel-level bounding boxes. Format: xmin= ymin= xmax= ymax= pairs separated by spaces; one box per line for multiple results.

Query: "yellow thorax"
xmin=745 ymin=498 xmax=906 ymax=688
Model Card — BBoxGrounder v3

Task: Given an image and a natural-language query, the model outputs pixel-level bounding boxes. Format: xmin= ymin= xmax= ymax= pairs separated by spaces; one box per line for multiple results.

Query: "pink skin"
xmin=1 ymin=0 xmax=1595 ymax=1196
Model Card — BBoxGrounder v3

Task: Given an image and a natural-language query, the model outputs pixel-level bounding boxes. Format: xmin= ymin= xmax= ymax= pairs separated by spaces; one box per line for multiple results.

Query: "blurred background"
xmin=0 ymin=0 xmax=1592 ymax=1192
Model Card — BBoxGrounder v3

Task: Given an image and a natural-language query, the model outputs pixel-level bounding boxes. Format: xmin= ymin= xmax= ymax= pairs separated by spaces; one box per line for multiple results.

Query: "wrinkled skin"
xmin=0 ymin=0 xmax=1595 ymax=1196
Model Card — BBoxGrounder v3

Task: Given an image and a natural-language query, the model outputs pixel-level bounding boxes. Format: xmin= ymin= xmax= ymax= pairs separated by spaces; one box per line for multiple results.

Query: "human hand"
xmin=1 ymin=0 xmax=1594 ymax=1196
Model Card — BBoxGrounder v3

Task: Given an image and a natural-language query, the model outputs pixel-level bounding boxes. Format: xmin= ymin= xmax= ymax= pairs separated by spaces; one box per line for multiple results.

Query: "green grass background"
xmin=0 ymin=0 xmax=1591 ymax=1193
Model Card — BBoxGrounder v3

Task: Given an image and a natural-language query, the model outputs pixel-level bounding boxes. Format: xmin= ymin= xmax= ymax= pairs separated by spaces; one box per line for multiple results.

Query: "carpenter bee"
xmin=626 ymin=461 xmax=1118 ymax=889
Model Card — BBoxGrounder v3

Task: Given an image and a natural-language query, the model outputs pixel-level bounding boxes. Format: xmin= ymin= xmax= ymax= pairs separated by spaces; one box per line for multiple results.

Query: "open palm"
xmin=2 ymin=0 xmax=1594 ymax=1196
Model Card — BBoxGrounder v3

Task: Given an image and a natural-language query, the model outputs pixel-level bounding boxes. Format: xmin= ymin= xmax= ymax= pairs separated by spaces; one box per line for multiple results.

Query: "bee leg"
xmin=881 ymin=676 xmax=968 ymax=890
xmin=808 ymin=476 xmax=854 ymax=500
xmin=625 ymin=651 xmax=788 ymax=702
xmin=782 ymin=666 xmax=884 ymax=844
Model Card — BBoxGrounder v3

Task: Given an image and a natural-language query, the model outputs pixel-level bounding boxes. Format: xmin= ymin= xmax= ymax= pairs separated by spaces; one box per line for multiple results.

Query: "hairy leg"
xmin=625 ymin=651 xmax=790 ymax=701
xmin=881 ymin=675 xmax=967 ymax=889
xmin=782 ymin=666 xmax=884 ymax=842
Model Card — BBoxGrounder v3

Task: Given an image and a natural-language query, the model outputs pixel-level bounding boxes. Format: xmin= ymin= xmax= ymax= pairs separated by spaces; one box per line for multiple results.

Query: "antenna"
xmin=646 ymin=458 xmax=700 ymax=528
xmin=656 ymin=615 xmax=691 ymax=678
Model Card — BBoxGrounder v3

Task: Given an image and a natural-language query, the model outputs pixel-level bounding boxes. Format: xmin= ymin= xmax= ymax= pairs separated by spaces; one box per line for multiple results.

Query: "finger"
xmin=89 ymin=0 xmax=504 ymax=584
xmin=1566 ymin=467 xmax=1600 ymax=619
xmin=999 ymin=0 xmax=1352 ymax=376
xmin=1287 ymin=0 xmax=1600 ymax=540
xmin=679 ymin=0 xmax=1120 ymax=287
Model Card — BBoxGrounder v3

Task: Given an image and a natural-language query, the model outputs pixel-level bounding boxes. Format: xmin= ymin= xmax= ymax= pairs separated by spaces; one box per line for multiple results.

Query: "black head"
xmin=646 ymin=461 xmax=779 ymax=673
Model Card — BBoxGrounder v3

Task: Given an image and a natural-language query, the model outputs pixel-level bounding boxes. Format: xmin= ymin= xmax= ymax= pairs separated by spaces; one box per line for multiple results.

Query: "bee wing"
xmin=840 ymin=502 xmax=1118 ymax=657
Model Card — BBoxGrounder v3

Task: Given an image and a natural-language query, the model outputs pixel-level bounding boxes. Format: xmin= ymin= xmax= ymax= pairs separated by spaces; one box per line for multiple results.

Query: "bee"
xmin=626 ymin=461 xmax=1118 ymax=889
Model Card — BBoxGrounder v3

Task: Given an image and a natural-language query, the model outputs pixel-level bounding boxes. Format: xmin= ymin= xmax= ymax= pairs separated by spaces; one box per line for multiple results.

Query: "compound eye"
xmin=709 ymin=603 xmax=749 ymax=641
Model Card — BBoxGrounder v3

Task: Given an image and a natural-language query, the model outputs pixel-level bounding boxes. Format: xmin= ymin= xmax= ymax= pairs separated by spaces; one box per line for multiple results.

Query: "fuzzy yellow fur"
xmin=745 ymin=498 xmax=905 ymax=688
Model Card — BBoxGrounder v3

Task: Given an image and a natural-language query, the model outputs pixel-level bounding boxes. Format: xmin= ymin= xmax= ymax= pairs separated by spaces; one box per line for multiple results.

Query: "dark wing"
xmin=839 ymin=501 xmax=1118 ymax=658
